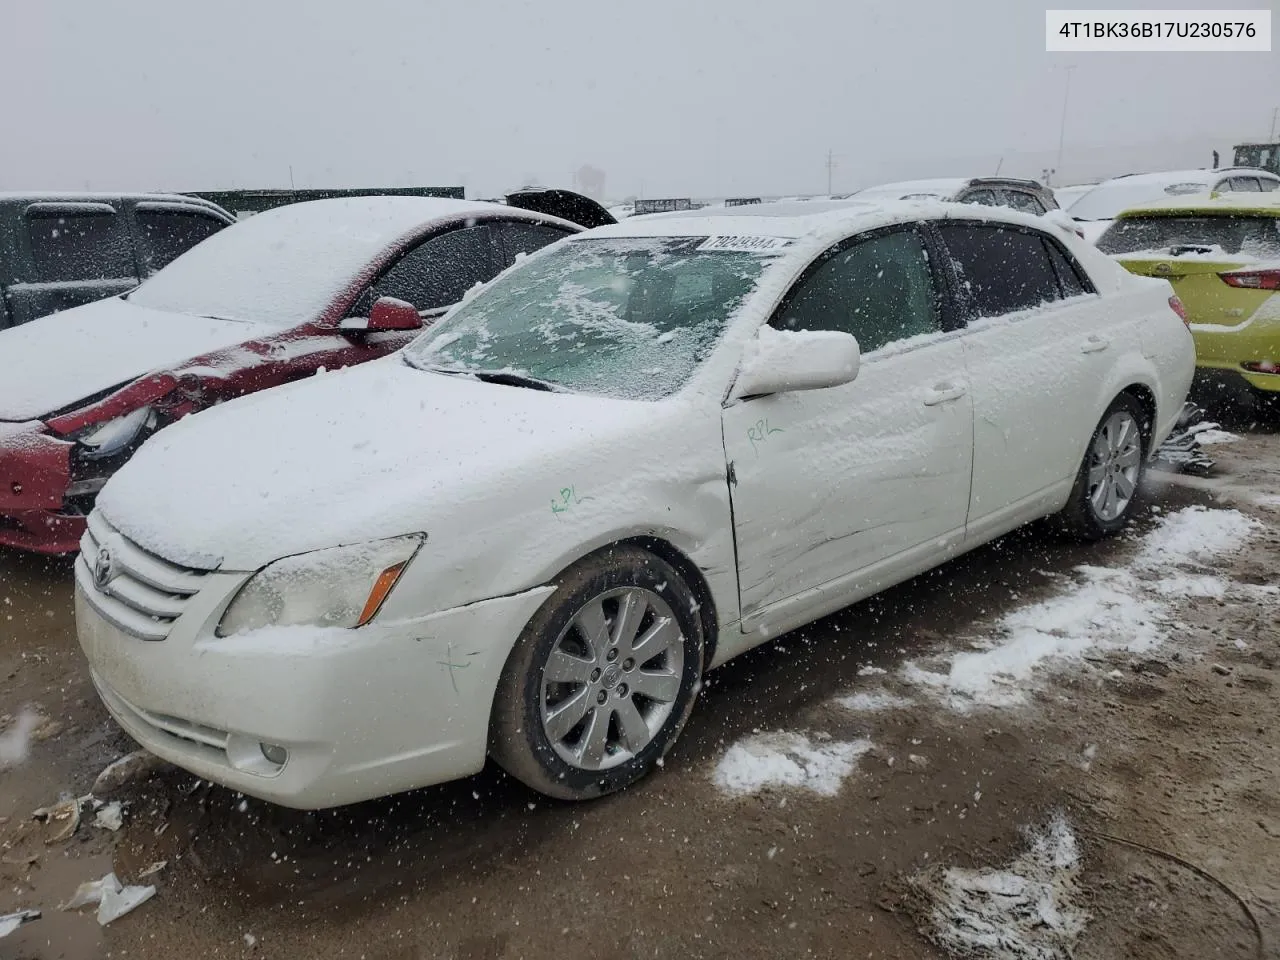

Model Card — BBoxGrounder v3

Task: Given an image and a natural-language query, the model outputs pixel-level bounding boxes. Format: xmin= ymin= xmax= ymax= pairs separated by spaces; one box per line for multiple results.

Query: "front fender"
xmin=0 ymin=423 xmax=73 ymax=511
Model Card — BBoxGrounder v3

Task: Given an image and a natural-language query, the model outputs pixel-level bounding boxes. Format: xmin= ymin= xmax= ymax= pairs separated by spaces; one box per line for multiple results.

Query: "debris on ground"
xmin=60 ymin=871 xmax=157 ymax=925
xmin=138 ymin=859 xmax=168 ymax=878
xmin=32 ymin=797 xmax=80 ymax=844
xmin=91 ymin=749 xmax=168 ymax=797
xmin=713 ymin=731 xmax=873 ymax=797
xmin=93 ymin=801 xmax=124 ymax=831
xmin=906 ymin=814 xmax=1088 ymax=960
xmin=1152 ymin=402 xmax=1218 ymax=476
xmin=0 ymin=909 xmax=41 ymax=938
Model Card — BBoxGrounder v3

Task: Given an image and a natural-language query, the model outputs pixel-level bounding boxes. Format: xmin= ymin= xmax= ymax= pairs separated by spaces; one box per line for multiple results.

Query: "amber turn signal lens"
xmin=357 ymin=561 xmax=410 ymax=626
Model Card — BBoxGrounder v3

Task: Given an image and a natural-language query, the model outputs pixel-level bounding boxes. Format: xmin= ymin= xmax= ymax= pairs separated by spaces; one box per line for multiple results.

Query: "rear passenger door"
xmin=8 ymin=201 xmax=139 ymax=324
xmin=935 ymin=221 xmax=1110 ymax=533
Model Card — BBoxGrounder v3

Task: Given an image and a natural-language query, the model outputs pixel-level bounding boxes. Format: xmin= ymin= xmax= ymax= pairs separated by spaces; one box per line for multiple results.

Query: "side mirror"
xmin=339 ymin=296 xmax=424 ymax=333
xmin=731 ymin=327 xmax=860 ymax=399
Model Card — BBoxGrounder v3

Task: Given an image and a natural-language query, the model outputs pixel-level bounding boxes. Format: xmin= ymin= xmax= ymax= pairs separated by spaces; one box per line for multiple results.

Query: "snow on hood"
xmin=98 ymin=357 xmax=655 ymax=570
xmin=0 ymin=297 xmax=270 ymax=422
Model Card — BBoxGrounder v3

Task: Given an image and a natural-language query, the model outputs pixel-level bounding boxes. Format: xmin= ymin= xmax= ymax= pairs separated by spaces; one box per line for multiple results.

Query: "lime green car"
xmin=1097 ymin=193 xmax=1280 ymax=404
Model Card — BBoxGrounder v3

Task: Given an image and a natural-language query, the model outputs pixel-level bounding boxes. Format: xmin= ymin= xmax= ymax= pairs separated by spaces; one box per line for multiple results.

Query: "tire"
xmin=1057 ymin=393 xmax=1150 ymax=541
xmin=489 ymin=544 xmax=705 ymax=800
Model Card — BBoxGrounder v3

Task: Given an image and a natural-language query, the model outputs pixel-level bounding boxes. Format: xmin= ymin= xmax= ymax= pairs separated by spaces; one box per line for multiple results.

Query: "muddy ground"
xmin=2 ymin=423 xmax=1278 ymax=960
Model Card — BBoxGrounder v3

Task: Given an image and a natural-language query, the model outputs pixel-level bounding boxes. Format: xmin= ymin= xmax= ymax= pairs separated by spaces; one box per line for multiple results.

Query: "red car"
xmin=0 ymin=194 xmax=600 ymax=553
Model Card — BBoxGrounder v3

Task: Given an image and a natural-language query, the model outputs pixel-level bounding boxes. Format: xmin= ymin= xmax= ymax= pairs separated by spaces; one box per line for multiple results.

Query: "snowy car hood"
xmin=98 ymin=357 xmax=657 ymax=570
xmin=0 ymin=297 xmax=270 ymax=422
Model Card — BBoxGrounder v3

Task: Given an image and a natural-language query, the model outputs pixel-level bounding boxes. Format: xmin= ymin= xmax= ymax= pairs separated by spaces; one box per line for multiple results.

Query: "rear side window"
xmin=136 ymin=209 xmax=227 ymax=274
xmin=360 ymin=225 xmax=494 ymax=314
xmin=1226 ymin=177 xmax=1262 ymax=192
xmin=938 ymin=223 xmax=1061 ymax=317
xmin=1001 ymin=190 xmax=1048 ymax=215
xmin=1045 ymin=241 xmax=1092 ymax=297
xmin=492 ymin=220 xmax=573 ymax=269
xmin=25 ymin=207 xmax=135 ymax=283
xmin=962 ymin=189 xmax=1001 ymax=206
xmin=1259 ymin=178 xmax=1280 ymax=193
xmin=1096 ymin=215 xmax=1280 ymax=258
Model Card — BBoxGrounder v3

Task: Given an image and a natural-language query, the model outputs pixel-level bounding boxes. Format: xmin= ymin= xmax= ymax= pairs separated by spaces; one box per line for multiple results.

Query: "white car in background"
xmin=75 ymin=199 xmax=1194 ymax=809
xmin=1069 ymin=167 xmax=1280 ymax=243
xmin=1053 ymin=183 xmax=1097 ymax=211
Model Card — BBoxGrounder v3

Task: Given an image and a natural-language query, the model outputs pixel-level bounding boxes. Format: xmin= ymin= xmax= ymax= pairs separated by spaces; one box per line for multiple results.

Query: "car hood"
xmin=98 ymin=357 xmax=657 ymax=570
xmin=0 ymin=297 xmax=271 ymax=422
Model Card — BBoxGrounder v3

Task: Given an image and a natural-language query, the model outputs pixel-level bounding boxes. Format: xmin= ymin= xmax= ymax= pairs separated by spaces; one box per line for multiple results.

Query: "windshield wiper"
xmin=412 ymin=362 xmax=563 ymax=392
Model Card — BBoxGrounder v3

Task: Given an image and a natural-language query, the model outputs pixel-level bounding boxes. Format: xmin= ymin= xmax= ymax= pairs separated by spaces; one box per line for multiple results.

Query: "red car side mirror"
xmin=339 ymin=297 xmax=424 ymax=333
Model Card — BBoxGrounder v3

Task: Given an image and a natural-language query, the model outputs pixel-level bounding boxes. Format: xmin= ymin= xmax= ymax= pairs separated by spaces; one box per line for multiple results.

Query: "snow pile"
xmin=909 ymin=815 xmax=1088 ymax=960
xmin=712 ymin=732 xmax=872 ymax=797
xmin=901 ymin=507 xmax=1260 ymax=710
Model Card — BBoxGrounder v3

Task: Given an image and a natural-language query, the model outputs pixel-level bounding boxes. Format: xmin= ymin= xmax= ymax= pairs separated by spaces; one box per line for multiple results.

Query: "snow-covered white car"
xmin=75 ymin=200 xmax=1195 ymax=808
xmin=1068 ymin=167 xmax=1280 ymax=243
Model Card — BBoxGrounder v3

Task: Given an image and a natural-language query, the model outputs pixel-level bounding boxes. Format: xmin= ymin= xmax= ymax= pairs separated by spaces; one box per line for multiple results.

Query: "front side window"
xmin=938 ymin=223 xmax=1061 ymax=317
xmin=492 ymin=221 xmax=574 ymax=269
xmin=404 ymin=236 xmax=783 ymax=400
xmin=773 ymin=229 xmax=940 ymax=353
xmin=25 ymin=208 xmax=135 ymax=283
xmin=136 ymin=209 xmax=227 ymax=274
xmin=1096 ymin=215 xmax=1280 ymax=258
xmin=962 ymin=189 xmax=1001 ymax=206
xmin=359 ymin=225 xmax=494 ymax=314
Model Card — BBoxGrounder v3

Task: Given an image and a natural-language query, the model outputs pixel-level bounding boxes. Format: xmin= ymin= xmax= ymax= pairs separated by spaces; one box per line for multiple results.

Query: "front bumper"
xmin=76 ymin=556 xmax=555 ymax=809
xmin=0 ymin=422 xmax=82 ymax=553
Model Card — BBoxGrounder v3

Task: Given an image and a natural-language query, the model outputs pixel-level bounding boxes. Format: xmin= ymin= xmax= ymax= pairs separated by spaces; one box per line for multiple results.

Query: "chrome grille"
xmin=74 ymin=510 xmax=212 ymax=640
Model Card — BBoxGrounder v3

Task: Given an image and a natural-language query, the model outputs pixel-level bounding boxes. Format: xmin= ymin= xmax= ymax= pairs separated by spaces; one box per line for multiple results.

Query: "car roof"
xmin=1100 ymin=168 xmax=1270 ymax=187
xmin=580 ymin=196 xmax=1046 ymax=245
xmin=223 ymin=195 xmax=574 ymax=236
xmin=1114 ymin=192 xmax=1280 ymax=218
xmin=0 ymin=191 xmax=233 ymax=217
xmin=853 ymin=178 xmax=971 ymax=199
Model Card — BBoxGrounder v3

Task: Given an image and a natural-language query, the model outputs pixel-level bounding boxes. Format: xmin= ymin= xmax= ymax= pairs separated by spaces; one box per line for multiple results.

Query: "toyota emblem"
xmin=93 ymin=544 xmax=115 ymax=589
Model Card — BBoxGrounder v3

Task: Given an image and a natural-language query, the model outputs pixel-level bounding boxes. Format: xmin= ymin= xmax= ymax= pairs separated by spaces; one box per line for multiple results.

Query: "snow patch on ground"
xmin=836 ymin=691 xmax=913 ymax=712
xmin=712 ymin=732 xmax=872 ymax=797
xmin=901 ymin=507 xmax=1261 ymax=710
xmin=909 ymin=814 xmax=1088 ymax=960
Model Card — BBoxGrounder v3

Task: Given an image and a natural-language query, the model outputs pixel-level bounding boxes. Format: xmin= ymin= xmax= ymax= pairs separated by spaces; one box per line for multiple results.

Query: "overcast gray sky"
xmin=3 ymin=0 xmax=1276 ymax=199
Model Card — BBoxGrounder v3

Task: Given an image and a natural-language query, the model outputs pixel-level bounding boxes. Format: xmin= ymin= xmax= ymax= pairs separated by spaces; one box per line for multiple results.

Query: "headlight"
xmin=77 ymin=407 xmax=155 ymax=459
xmin=216 ymin=535 xmax=424 ymax=637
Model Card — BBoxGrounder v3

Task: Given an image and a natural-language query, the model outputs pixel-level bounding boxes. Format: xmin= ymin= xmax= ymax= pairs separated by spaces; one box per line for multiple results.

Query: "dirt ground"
xmin=2 ymin=422 xmax=1278 ymax=960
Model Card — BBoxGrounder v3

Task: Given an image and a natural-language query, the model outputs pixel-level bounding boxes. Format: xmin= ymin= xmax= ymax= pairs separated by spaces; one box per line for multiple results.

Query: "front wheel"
xmin=1057 ymin=393 xmax=1149 ymax=540
xmin=489 ymin=545 xmax=705 ymax=800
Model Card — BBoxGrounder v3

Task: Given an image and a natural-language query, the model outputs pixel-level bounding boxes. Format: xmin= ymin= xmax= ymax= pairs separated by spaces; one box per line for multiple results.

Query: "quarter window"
xmin=773 ymin=229 xmax=940 ymax=353
xmin=937 ymin=223 xmax=1061 ymax=317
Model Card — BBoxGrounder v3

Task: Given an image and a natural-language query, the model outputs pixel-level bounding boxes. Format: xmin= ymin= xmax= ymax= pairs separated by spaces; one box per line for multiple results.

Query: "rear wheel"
xmin=489 ymin=545 xmax=705 ymax=800
xmin=1058 ymin=393 xmax=1148 ymax=540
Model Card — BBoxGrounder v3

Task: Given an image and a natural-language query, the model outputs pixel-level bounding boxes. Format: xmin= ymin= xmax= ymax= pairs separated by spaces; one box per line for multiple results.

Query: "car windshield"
xmin=1097 ymin=214 xmax=1280 ymax=257
xmin=403 ymin=236 xmax=784 ymax=400
xmin=1069 ymin=180 xmax=1211 ymax=221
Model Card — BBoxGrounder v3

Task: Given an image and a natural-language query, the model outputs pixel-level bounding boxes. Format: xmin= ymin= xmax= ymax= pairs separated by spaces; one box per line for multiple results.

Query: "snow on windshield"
xmin=404 ymin=237 xmax=785 ymax=400
xmin=1097 ymin=214 xmax=1280 ymax=258
xmin=126 ymin=198 xmax=465 ymax=328
xmin=1069 ymin=180 xmax=1210 ymax=221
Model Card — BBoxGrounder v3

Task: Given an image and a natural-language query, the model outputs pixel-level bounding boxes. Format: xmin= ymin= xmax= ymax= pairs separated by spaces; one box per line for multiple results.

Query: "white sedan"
xmin=75 ymin=200 xmax=1194 ymax=808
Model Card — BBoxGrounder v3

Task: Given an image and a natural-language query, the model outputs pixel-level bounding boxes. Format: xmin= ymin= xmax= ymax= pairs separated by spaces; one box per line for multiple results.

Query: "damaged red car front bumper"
xmin=0 ymin=422 xmax=85 ymax=554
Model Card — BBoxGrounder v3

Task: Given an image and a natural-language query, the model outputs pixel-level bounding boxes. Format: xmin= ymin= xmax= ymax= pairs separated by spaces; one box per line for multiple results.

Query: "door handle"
xmin=922 ymin=383 xmax=967 ymax=406
xmin=1081 ymin=335 xmax=1111 ymax=354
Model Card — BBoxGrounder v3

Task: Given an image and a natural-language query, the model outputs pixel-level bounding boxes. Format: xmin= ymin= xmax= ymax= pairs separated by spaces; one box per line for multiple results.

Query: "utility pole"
xmin=1270 ymin=106 xmax=1279 ymax=141
xmin=825 ymin=149 xmax=836 ymax=196
xmin=289 ymin=165 xmax=295 ymax=190
xmin=1055 ymin=65 xmax=1076 ymax=185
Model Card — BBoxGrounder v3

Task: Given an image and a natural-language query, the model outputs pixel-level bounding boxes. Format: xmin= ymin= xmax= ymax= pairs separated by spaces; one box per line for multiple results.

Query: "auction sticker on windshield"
xmin=696 ymin=236 xmax=792 ymax=252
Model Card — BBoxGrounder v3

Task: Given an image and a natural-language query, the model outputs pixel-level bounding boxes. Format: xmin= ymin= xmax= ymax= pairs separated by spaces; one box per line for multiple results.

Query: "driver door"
xmin=722 ymin=225 xmax=974 ymax=634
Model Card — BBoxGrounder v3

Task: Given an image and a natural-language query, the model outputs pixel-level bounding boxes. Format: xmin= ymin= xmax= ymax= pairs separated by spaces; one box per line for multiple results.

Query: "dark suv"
xmin=850 ymin=177 xmax=1060 ymax=214
xmin=0 ymin=193 xmax=235 ymax=329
